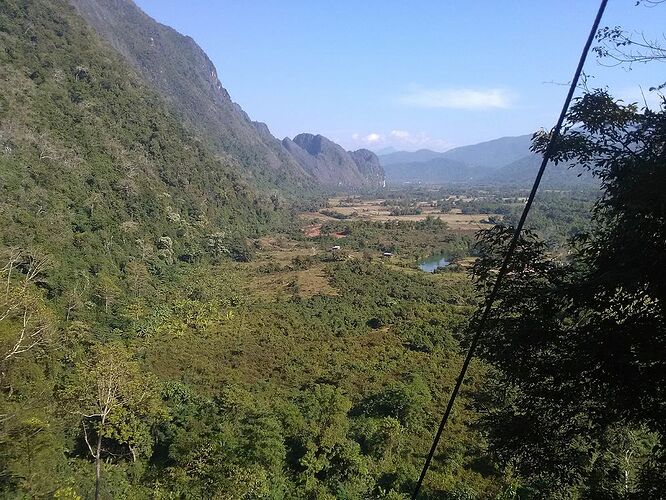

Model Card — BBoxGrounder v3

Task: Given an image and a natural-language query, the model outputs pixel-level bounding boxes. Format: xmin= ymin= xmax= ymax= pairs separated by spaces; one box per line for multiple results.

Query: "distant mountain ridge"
xmin=487 ymin=154 xmax=594 ymax=186
xmin=439 ymin=134 xmax=533 ymax=168
xmin=379 ymin=149 xmax=445 ymax=166
xmin=373 ymin=146 xmax=398 ymax=155
xmin=378 ymin=135 xmax=533 ymax=166
xmin=381 ymin=134 xmax=594 ymax=186
xmin=69 ymin=0 xmax=383 ymax=191
xmin=383 ymin=159 xmax=492 ymax=184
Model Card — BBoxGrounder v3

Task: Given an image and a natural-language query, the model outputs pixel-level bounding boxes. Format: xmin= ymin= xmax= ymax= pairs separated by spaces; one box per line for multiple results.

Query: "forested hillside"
xmin=69 ymin=0 xmax=384 ymax=192
xmin=68 ymin=0 xmax=314 ymax=195
xmin=0 ymin=0 xmax=287 ymax=278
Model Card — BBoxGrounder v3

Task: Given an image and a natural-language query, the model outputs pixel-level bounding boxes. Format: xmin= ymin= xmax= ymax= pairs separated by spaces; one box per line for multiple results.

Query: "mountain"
xmin=440 ymin=134 xmax=532 ymax=168
xmin=68 ymin=0 xmax=316 ymax=194
xmin=380 ymin=135 xmax=532 ymax=185
xmin=379 ymin=135 xmax=532 ymax=169
xmin=374 ymin=146 xmax=398 ymax=155
xmin=350 ymin=149 xmax=384 ymax=186
xmin=0 ymin=0 xmax=287 ymax=277
xmin=487 ymin=154 xmax=595 ymax=186
xmin=381 ymin=134 xmax=594 ymax=186
xmin=379 ymin=149 xmax=445 ymax=166
xmin=383 ymin=158 xmax=492 ymax=184
xmin=282 ymin=134 xmax=384 ymax=188
xmin=68 ymin=0 xmax=379 ymax=192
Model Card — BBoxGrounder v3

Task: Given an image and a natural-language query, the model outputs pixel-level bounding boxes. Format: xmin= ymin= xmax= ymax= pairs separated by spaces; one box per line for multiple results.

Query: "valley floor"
xmin=1 ymin=186 xmax=596 ymax=498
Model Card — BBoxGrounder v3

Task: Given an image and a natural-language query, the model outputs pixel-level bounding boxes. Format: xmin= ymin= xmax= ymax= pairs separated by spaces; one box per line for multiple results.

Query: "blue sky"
xmin=135 ymin=0 xmax=663 ymax=151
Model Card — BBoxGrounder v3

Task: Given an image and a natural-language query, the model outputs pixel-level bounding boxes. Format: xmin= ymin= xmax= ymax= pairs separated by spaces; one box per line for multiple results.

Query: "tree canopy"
xmin=472 ymin=90 xmax=666 ymax=497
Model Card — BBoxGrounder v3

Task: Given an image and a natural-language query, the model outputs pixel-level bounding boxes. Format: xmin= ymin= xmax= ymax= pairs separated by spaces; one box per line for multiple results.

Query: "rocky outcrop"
xmin=350 ymin=149 xmax=384 ymax=186
xmin=283 ymin=134 xmax=384 ymax=188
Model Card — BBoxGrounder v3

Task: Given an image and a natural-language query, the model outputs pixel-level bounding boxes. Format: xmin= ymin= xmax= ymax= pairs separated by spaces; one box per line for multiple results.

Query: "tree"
xmin=64 ymin=272 xmax=90 ymax=323
xmin=295 ymin=385 xmax=372 ymax=496
xmin=123 ymin=260 xmax=151 ymax=299
xmin=0 ymin=413 xmax=65 ymax=497
xmin=63 ymin=343 xmax=166 ymax=500
xmin=594 ymin=1 xmax=666 ymax=89
xmin=1 ymin=249 xmax=53 ymax=371
xmin=94 ymin=272 xmax=121 ymax=315
xmin=472 ymin=90 xmax=666 ymax=494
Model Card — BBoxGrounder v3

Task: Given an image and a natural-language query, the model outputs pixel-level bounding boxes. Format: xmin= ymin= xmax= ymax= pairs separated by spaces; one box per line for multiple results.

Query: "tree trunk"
xmin=95 ymin=455 xmax=101 ymax=500
xmin=95 ymin=431 xmax=103 ymax=500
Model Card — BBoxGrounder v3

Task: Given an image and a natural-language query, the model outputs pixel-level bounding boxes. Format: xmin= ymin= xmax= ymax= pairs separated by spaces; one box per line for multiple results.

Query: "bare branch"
xmin=82 ymin=421 xmax=96 ymax=457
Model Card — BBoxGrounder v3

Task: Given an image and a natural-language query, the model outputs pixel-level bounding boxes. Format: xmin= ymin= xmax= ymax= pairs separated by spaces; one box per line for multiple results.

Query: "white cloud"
xmin=400 ymin=86 xmax=513 ymax=110
xmin=350 ymin=129 xmax=454 ymax=152
xmin=389 ymin=129 xmax=411 ymax=139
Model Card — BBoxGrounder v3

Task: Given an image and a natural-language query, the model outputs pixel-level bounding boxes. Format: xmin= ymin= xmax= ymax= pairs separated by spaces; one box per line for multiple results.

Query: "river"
xmin=418 ymin=254 xmax=450 ymax=273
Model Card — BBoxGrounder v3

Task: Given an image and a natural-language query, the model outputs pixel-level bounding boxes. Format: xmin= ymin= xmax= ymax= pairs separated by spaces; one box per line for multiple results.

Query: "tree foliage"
xmin=473 ymin=90 xmax=666 ymax=496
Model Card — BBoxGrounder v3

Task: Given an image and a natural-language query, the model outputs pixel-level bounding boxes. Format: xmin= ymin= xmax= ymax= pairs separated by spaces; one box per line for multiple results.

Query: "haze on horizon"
xmin=135 ymin=0 xmax=662 ymax=152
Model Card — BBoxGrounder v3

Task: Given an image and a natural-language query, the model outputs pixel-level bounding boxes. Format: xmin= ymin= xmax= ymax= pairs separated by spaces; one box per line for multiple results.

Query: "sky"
xmin=134 ymin=0 xmax=663 ymax=152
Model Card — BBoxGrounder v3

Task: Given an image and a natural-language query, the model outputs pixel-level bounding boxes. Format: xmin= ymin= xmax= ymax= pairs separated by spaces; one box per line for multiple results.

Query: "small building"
xmin=331 ymin=245 xmax=341 ymax=251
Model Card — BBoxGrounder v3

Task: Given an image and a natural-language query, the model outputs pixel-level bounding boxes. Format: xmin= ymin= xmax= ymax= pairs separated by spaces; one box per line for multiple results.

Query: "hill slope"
xmin=378 ymin=149 xmax=445 ymax=166
xmin=379 ymin=135 xmax=532 ymax=168
xmin=487 ymin=154 xmax=595 ymax=186
xmin=68 ymin=0 xmax=317 ymax=195
xmin=382 ymin=158 xmax=490 ymax=184
xmin=69 ymin=0 xmax=383 ymax=191
xmin=0 ymin=0 xmax=277 ymax=283
xmin=440 ymin=134 xmax=532 ymax=168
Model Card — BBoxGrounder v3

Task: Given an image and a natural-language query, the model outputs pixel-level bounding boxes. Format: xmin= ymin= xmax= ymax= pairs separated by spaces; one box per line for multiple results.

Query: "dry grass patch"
xmin=311 ymin=197 xmax=499 ymax=231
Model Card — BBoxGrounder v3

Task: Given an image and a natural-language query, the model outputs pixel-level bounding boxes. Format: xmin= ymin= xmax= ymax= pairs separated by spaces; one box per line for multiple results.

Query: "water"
xmin=418 ymin=254 xmax=450 ymax=273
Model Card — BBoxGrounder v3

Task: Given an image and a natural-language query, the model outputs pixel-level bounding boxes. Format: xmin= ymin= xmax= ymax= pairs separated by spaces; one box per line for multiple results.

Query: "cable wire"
xmin=411 ymin=1 xmax=609 ymax=497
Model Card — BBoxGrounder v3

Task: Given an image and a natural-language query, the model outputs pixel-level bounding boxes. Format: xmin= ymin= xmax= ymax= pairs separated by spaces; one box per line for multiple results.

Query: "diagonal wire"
xmin=411 ymin=1 xmax=609 ymax=497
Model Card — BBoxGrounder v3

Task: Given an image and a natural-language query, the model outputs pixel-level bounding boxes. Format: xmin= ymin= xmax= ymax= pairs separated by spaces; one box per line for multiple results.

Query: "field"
xmin=300 ymin=195 xmax=499 ymax=231
xmin=240 ymin=191 xmax=495 ymax=304
xmin=247 ymin=236 xmax=338 ymax=299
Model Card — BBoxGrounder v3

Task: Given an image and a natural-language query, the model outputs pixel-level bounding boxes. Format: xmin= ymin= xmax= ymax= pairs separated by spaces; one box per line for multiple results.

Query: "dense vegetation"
xmin=470 ymin=91 xmax=666 ymax=497
xmin=377 ymin=187 xmax=597 ymax=248
xmin=0 ymin=0 xmax=292 ymax=267
xmin=1 ymin=0 xmax=663 ymax=499
xmin=0 ymin=2 xmax=509 ymax=497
